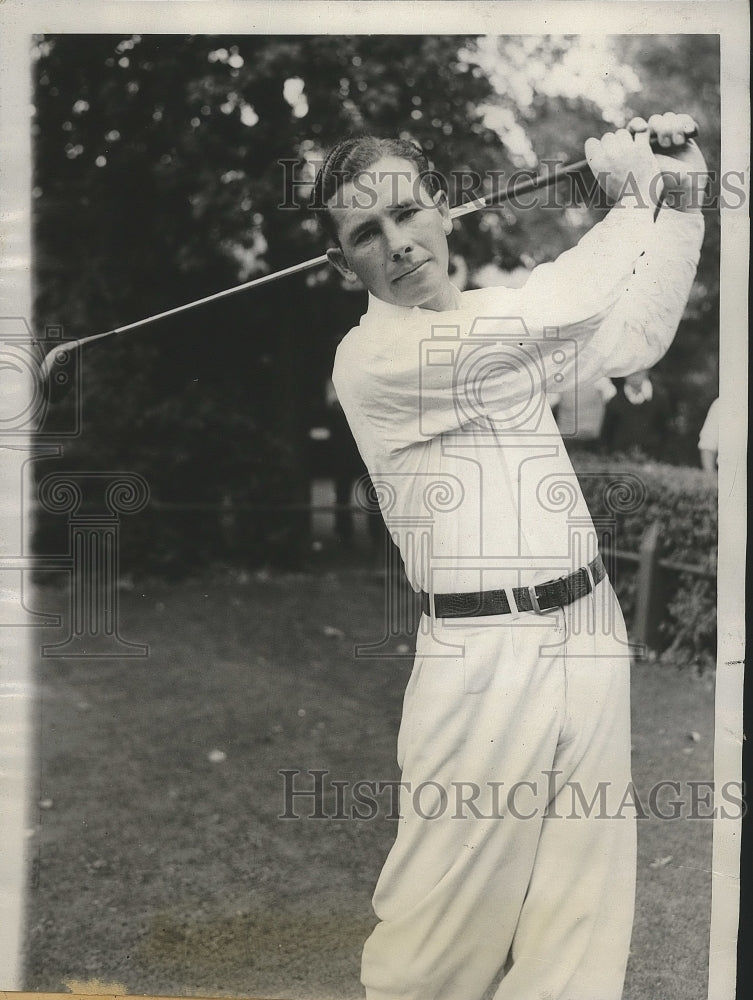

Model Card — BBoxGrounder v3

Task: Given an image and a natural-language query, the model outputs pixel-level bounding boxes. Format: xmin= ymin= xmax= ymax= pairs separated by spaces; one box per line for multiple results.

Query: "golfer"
xmin=311 ymin=113 xmax=706 ymax=1000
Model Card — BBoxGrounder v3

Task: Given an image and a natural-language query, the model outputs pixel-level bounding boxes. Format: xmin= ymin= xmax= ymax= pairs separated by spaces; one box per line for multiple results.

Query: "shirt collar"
xmin=364 ymin=283 xmax=463 ymax=324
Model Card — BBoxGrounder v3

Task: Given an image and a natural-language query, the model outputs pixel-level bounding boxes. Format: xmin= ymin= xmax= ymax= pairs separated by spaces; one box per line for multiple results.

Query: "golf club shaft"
xmin=40 ymin=125 xmax=696 ymax=381
xmin=449 ymin=158 xmax=588 ymax=218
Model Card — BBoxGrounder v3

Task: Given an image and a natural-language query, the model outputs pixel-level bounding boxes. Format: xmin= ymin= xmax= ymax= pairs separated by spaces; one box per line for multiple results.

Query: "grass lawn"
xmin=23 ymin=568 xmax=715 ymax=1000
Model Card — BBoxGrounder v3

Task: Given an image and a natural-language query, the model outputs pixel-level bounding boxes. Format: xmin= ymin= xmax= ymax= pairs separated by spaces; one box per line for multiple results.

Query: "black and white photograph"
xmin=0 ymin=2 xmax=748 ymax=1000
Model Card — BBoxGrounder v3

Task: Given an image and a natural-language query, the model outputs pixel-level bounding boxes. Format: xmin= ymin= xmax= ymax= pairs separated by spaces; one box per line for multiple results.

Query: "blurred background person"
xmin=602 ymin=368 xmax=671 ymax=458
xmin=698 ymin=396 xmax=719 ymax=478
xmin=551 ymin=376 xmax=616 ymax=451
xmin=309 ymin=378 xmax=382 ymax=550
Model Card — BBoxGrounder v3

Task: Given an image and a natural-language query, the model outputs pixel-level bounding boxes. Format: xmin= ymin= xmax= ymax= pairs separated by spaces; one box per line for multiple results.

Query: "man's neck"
xmin=419 ymin=281 xmax=460 ymax=312
xmin=368 ymin=282 xmax=461 ymax=317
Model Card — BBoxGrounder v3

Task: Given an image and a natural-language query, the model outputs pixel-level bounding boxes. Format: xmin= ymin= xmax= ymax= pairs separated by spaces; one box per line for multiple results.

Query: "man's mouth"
xmin=393 ymin=261 xmax=428 ymax=282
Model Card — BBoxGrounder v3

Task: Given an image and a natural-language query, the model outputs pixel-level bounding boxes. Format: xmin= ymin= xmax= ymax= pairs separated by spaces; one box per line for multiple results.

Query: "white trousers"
xmin=361 ymin=579 xmax=636 ymax=1000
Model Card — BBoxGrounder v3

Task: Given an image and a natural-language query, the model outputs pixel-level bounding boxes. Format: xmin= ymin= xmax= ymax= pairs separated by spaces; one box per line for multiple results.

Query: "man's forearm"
xmin=591 ymin=207 xmax=705 ymax=377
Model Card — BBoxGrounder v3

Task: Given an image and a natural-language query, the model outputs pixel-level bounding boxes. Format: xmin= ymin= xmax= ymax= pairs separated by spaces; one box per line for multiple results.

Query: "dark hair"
xmin=309 ymin=135 xmax=444 ymax=245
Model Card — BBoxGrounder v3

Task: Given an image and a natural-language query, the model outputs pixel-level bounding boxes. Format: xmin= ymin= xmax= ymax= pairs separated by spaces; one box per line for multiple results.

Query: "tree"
xmin=32 ymin=33 xmax=721 ymax=573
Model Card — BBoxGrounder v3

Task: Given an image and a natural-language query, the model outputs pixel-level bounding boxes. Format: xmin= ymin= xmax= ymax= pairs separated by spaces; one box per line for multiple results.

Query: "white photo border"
xmin=0 ymin=2 xmax=748 ymax=999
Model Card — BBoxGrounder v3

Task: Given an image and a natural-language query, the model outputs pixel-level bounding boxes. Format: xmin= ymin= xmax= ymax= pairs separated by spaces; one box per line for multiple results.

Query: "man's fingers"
xmin=627 ymin=116 xmax=649 ymax=135
xmin=583 ymin=135 xmax=601 ymax=166
xmin=630 ymin=112 xmax=698 ymax=139
xmin=584 ymin=126 xmax=652 ymax=170
xmin=649 ymin=112 xmax=675 ymax=147
xmin=645 ymin=111 xmax=698 ymax=148
xmin=586 ymin=112 xmax=705 ymax=208
xmin=599 ymin=129 xmax=635 ymax=155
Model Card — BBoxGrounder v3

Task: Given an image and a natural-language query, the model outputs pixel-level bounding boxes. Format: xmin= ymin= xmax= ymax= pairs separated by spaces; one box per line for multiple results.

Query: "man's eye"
xmin=355 ymin=229 xmax=375 ymax=245
xmin=399 ymin=208 xmax=419 ymax=221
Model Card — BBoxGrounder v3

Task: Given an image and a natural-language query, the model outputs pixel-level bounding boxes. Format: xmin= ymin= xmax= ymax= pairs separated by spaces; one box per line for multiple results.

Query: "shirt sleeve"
xmin=596 ymin=377 xmax=618 ymax=403
xmin=578 ymin=208 xmax=705 ymax=377
xmin=335 ymin=204 xmax=705 ymax=454
xmin=511 ymin=203 xmax=705 ymax=379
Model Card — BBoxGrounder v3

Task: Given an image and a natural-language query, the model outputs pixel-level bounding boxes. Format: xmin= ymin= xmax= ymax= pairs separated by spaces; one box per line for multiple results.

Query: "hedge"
xmin=569 ymin=449 xmax=717 ymax=673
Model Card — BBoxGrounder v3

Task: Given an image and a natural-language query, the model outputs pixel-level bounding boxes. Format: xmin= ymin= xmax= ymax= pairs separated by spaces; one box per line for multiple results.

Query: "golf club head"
xmin=40 ymin=342 xmax=76 ymax=386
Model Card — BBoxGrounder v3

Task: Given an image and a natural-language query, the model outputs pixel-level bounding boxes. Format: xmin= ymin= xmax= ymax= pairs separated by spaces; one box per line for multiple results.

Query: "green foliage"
xmin=570 ymin=450 xmax=717 ymax=672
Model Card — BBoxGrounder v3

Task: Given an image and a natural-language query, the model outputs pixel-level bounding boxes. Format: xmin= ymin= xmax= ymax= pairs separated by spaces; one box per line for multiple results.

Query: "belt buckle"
xmin=528 ymin=584 xmax=543 ymax=614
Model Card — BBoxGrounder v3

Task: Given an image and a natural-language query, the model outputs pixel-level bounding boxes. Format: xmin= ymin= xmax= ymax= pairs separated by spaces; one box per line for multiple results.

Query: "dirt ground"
xmin=22 ymin=567 xmax=717 ymax=1000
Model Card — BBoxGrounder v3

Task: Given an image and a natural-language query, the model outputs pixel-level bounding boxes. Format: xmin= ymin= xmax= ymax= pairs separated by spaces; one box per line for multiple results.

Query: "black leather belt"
xmin=421 ymin=555 xmax=606 ymax=619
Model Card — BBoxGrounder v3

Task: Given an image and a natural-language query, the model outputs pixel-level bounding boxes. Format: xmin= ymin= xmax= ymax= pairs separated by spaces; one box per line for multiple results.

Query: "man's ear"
xmin=433 ymin=189 xmax=453 ymax=236
xmin=326 ymin=246 xmax=359 ymax=283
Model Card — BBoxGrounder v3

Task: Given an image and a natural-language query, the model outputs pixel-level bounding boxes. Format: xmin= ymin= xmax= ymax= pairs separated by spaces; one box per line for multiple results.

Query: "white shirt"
xmin=698 ymin=397 xmax=719 ymax=453
xmin=333 ymin=204 xmax=704 ymax=596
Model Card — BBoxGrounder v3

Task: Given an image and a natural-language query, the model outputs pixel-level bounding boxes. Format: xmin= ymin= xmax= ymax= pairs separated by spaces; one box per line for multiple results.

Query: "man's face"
xmin=325 ymin=155 xmax=455 ymax=311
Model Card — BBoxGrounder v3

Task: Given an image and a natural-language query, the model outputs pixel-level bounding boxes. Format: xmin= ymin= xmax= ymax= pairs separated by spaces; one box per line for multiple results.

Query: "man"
xmin=311 ymin=114 xmax=706 ymax=999
xmin=698 ymin=396 xmax=719 ymax=478
xmin=601 ymin=367 xmax=672 ymax=457
xmin=550 ymin=376 xmax=616 ymax=449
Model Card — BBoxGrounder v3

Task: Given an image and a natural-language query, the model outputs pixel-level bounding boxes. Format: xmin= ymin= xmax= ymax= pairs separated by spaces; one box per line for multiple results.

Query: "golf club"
xmin=38 ymin=123 xmax=697 ymax=383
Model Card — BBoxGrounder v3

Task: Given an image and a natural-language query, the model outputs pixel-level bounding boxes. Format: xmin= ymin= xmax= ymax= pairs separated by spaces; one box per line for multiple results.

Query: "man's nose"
xmin=385 ymin=222 xmax=412 ymax=261
xmin=390 ymin=241 xmax=413 ymax=261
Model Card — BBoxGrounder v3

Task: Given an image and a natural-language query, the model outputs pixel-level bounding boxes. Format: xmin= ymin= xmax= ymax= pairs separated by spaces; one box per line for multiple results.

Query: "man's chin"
xmin=390 ymin=276 xmax=453 ymax=310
